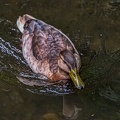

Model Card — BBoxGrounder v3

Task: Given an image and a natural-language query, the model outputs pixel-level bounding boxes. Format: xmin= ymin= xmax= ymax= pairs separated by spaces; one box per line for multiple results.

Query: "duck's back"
xmin=22 ymin=19 xmax=80 ymax=80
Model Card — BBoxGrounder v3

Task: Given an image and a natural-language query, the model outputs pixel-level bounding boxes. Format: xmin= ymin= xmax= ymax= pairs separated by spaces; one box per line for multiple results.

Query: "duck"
xmin=16 ymin=14 xmax=85 ymax=89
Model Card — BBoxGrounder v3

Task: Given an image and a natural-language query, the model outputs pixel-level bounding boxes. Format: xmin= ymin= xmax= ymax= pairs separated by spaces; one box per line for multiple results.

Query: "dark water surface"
xmin=0 ymin=0 xmax=120 ymax=120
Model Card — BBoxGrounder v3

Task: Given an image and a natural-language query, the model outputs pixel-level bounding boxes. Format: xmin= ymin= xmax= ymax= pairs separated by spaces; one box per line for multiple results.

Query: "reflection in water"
xmin=62 ymin=94 xmax=81 ymax=119
xmin=0 ymin=0 xmax=120 ymax=120
xmin=17 ymin=74 xmax=74 ymax=95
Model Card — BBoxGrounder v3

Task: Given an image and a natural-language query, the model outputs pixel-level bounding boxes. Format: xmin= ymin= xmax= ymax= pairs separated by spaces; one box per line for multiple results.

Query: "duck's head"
xmin=60 ymin=50 xmax=85 ymax=90
xmin=17 ymin=14 xmax=35 ymax=33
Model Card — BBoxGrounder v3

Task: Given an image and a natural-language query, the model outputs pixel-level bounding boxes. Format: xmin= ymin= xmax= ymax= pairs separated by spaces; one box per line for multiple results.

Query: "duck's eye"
xmin=63 ymin=60 xmax=67 ymax=64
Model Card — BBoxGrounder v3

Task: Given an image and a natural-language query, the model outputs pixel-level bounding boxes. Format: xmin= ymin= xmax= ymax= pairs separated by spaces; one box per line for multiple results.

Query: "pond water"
xmin=0 ymin=0 xmax=120 ymax=120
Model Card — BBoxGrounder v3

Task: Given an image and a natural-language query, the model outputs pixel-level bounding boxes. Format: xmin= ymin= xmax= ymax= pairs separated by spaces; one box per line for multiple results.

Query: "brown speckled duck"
xmin=17 ymin=14 xmax=85 ymax=89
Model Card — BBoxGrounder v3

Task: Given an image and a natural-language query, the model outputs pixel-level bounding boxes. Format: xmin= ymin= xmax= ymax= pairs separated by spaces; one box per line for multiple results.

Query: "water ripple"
xmin=0 ymin=37 xmax=26 ymax=65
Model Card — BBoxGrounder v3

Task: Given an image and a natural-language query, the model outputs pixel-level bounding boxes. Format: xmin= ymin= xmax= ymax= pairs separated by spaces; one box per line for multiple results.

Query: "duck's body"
xmin=17 ymin=14 xmax=85 ymax=89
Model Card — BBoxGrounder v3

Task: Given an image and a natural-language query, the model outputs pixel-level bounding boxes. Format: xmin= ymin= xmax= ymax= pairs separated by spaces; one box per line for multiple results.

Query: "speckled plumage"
xmin=21 ymin=18 xmax=80 ymax=81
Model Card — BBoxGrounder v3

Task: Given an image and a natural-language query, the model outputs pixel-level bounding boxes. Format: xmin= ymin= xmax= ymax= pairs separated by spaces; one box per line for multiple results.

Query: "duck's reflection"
xmin=63 ymin=94 xmax=81 ymax=119
xmin=17 ymin=72 xmax=81 ymax=120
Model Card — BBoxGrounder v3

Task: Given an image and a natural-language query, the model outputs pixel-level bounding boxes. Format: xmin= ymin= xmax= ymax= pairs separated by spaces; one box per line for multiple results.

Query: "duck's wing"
xmin=48 ymin=24 xmax=79 ymax=55
xmin=49 ymin=26 xmax=81 ymax=71
xmin=35 ymin=19 xmax=79 ymax=54
xmin=22 ymin=19 xmax=49 ymax=61
xmin=41 ymin=21 xmax=81 ymax=70
xmin=31 ymin=30 xmax=49 ymax=61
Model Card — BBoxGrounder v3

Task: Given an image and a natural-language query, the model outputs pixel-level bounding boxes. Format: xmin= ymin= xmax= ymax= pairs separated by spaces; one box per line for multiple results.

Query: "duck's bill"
xmin=69 ymin=68 xmax=85 ymax=89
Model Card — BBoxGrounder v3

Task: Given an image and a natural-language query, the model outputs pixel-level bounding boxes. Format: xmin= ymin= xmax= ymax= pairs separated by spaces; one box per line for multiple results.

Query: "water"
xmin=0 ymin=0 xmax=120 ymax=120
